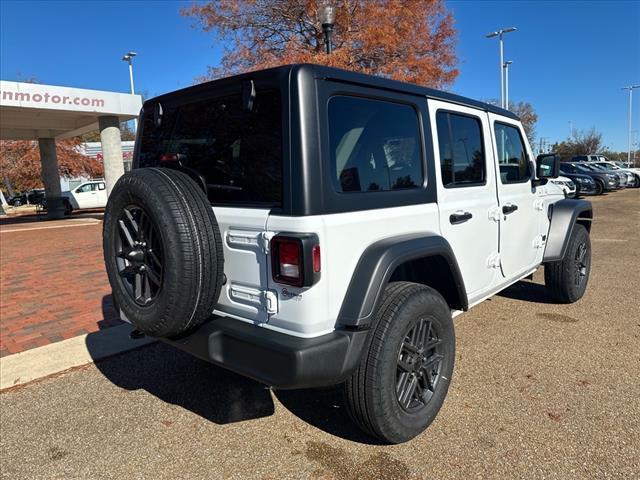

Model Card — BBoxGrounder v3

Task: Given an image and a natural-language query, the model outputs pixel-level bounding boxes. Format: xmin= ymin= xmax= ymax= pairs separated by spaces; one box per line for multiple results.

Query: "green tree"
xmin=551 ymin=128 xmax=603 ymax=160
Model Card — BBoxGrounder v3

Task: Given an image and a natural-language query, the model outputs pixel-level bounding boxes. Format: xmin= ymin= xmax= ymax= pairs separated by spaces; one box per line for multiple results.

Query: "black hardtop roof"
xmin=145 ymin=63 xmax=519 ymax=121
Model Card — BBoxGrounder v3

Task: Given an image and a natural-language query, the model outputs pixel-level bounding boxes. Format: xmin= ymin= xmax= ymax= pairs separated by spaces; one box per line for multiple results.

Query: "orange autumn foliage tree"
xmin=0 ymin=138 xmax=103 ymax=193
xmin=182 ymin=0 xmax=458 ymax=89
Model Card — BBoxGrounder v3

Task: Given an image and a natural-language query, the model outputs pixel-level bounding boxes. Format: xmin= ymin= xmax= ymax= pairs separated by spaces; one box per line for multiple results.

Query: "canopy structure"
xmin=0 ymin=80 xmax=142 ymax=218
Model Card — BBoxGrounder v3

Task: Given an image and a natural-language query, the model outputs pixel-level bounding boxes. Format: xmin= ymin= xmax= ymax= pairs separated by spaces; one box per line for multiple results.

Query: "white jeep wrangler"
xmin=103 ymin=65 xmax=593 ymax=444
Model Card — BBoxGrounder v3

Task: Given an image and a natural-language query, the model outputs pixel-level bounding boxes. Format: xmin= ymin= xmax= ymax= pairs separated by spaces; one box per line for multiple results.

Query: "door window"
xmin=76 ymin=183 xmax=97 ymax=193
xmin=328 ymin=96 xmax=423 ymax=193
xmin=494 ymin=123 xmax=531 ymax=184
xmin=436 ymin=111 xmax=485 ymax=187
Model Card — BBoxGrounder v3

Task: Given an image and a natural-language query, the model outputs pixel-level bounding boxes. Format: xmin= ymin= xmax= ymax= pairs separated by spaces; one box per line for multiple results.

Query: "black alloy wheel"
xmin=396 ymin=317 xmax=444 ymax=412
xmin=574 ymin=240 xmax=589 ymax=289
xmin=115 ymin=205 xmax=163 ymax=306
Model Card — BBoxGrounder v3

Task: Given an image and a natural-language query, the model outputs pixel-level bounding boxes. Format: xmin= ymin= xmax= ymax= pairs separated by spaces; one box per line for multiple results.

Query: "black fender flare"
xmin=543 ymin=199 xmax=593 ymax=262
xmin=337 ymin=233 xmax=467 ymax=329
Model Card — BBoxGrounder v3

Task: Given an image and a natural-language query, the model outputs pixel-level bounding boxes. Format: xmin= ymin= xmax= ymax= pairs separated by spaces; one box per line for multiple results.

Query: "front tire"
xmin=594 ymin=180 xmax=604 ymax=195
xmin=344 ymin=282 xmax=455 ymax=444
xmin=544 ymin=224 xmax=591 ymax=303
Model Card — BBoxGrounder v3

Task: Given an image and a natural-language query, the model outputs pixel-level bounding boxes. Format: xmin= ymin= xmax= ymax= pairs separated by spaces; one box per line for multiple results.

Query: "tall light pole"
xmin=486 ymin=27 xmax=516 ymax=109
xmin=318 ymin=3 xmax=336 ymax=54
xmin=122 ymin=51 xmax=138 ymax=131
xmin=504 ymin=60 xmax=513 ymax=109
xmin=568 ymin=120 xmax=574 ymax=139
xmin=622 ymin=85 xmax=639 ymax=165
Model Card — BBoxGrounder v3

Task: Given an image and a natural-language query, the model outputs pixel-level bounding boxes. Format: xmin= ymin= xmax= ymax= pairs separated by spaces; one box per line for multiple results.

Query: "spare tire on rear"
xmin=103 ymin=167 xmax=224 ymax=338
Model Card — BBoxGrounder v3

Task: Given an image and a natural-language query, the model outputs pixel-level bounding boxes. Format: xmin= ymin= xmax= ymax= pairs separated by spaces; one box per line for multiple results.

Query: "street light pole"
xmin=622 ymin=85 xmax=639 ymax=166
xmin=122 ymin=51 xmax=138 ymax=131
xmin=504 ymin=60 xmax=512 ymax=109
xmin=486 ymin=27 xmax=516 ymax=109
xmin=319 ymin=3 xmax=336 ymax=55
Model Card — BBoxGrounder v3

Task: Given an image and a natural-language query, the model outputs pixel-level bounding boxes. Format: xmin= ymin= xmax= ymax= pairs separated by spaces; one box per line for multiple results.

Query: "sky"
xmin=1 ymin=0 xmax=639 ymax=151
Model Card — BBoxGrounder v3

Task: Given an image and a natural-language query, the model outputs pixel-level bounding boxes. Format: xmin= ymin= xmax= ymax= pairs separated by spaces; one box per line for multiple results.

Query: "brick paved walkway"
xmin=0 ymin=214 xmax=122 ymax=357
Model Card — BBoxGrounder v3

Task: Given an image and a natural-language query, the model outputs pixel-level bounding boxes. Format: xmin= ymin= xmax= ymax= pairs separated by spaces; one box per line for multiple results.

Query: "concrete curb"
xmin=0 ymin=324 xmax=156 ymax=390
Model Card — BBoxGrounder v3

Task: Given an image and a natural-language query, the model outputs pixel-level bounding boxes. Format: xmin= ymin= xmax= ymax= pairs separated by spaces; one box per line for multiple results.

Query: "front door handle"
xmin=502 ymin=204 xmax=518 ymax=215
xmin=450 ymin=211 xmax=473 ymax=224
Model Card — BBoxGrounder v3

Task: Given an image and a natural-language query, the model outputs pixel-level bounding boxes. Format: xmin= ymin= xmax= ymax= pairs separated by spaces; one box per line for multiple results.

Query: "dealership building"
xmin=0 ymin=80 xmax=142 ymax=218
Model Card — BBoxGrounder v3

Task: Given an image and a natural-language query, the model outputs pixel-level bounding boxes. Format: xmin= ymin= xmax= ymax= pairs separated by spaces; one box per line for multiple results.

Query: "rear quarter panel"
xmin=266 ymin=203 xmax=441 ymax=336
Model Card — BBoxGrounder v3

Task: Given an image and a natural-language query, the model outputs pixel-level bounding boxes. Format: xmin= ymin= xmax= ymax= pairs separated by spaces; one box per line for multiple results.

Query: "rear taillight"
xmin=271 ymin=234 xmax=320 ymax=288
xmin=160 ymin=153 xmax=186 ymax=163
xmin=312 ymin=244 xmax=321 ymax=273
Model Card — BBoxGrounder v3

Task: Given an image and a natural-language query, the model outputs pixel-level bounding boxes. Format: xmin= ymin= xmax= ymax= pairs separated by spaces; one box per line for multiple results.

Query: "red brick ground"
xmin=0 ymin=214 xmax=122 ymax=357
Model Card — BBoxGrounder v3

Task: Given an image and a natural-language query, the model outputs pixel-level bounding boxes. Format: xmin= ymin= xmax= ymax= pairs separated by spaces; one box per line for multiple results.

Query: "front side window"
xmin=328 ymin=96 xmax=423 ymax=193
xmin=494 ymin=122 xmax=531 ymax=184
xmin=77 ymin=183 xmax=96 ymax=193
xmin=436 ymin=111 xmax=485 ymax=187
xmin=138 ymin=90 xmax=283 ymax=206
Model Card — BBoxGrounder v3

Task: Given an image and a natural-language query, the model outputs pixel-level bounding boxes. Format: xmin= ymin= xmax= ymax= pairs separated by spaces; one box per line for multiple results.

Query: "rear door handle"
xmin=502 ymin=204 xmax=518 ymax=215
xmin=450 ymin=211 xmax=473 ymax=224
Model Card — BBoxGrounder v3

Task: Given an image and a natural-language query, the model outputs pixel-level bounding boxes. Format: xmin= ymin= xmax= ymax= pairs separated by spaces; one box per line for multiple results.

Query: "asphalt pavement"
xmin=1 ymin=189 xmax=638 ymax=479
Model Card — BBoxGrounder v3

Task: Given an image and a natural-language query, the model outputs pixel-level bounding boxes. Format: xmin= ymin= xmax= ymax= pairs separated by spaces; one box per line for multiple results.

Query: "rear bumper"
xmin=163 ymin=316 xmax=368 ymax=389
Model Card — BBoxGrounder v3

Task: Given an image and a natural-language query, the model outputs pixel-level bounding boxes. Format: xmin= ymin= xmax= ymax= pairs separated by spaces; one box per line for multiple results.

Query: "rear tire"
xmin=103 ymin=168 xmax=224 ymax=338
xmin=63 ymin=199 xmax=73 ymax=215
xmin=544 ymin=224 xmax=591 ymax=303
xmin=343 ymin=282 xmax=455 ymax=444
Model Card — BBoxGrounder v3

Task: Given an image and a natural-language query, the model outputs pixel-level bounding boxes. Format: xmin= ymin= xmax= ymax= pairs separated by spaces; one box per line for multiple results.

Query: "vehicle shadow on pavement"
xmin=86 ymin=337 xmax=380 ymax=443
xmin=274 ymin=388 xmax=385 ymax=445
xmin=498 ymin=280 xmax=556 ymax=304
xmin=87 ymin=338 xmax=277 ymax=424
xmin=87 ymin=297 xmax=380 ymax=443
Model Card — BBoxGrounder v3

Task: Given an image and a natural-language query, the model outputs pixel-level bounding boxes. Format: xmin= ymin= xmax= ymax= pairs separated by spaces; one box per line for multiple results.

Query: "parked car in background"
xmin=612 ymin=160 xmax=637 ymax=170
xmin=586 ymin=164 xmax=629 ymax=188
xmin=578 ymin=163 xmax=623 ymax=189
xmin=591 ymin=161 xmax=639 ymax=188
xmin=560 ymin=162 xmax=617 ymax=195
xmin=8 ymin=189 xmax=46 ymax=207
xmin=548 ymin=176 xmax=577 ymax=198
xmin=572 ymin=155 xmax=601 ymax=163
xmin=61 ymin=179 xmax=107 ymax=214
xmin=555 ymin=171 xmax=597 ymax=196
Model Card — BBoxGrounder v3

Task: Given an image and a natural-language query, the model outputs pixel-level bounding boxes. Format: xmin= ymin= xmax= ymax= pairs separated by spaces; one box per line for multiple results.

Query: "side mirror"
xmin=536 ymin=153 xmax=560 ymax=179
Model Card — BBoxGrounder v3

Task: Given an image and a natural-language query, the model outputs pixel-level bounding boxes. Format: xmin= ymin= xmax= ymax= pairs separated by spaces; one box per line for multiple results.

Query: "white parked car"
xmin=62 ymin=180 xmax=107 ymax=213
xmin=595 ymin=161 xmax=640 ymax=188
xmin=549 ymin=175 xmax=577 ymax=197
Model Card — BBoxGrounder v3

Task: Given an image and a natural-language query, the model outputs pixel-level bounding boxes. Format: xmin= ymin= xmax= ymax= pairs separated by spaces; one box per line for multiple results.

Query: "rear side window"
xmin=138 ymin=90 xmax=282 ymax=206
xmin=494 ymin=122 xmax=531 ymax=183
xmin=436 ymin=111 xmax=485 ymax=187
xmin=328 ymin=96 xmax=423 ymax=193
